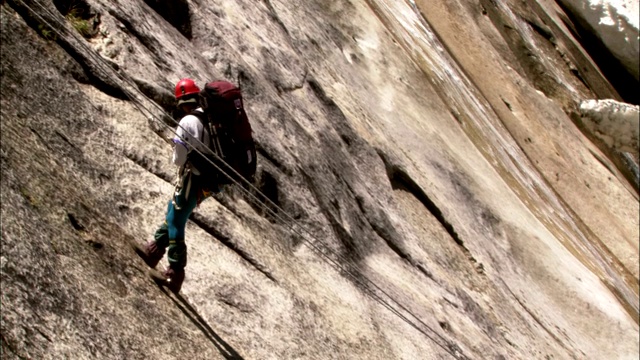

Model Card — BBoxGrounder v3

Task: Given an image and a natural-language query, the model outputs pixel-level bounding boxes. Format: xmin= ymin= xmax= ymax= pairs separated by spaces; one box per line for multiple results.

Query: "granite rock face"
xmin=1 ymin=0 xmax=638 ymax=359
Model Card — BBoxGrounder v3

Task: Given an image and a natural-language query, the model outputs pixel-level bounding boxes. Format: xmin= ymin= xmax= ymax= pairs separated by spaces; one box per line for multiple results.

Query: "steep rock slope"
xmin=1 ymin=0 xmax=638 ymax=359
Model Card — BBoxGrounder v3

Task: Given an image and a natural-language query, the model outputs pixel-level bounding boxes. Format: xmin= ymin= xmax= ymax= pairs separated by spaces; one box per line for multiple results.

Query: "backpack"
xmin=188 ymin=80 xmax=257 ymax=186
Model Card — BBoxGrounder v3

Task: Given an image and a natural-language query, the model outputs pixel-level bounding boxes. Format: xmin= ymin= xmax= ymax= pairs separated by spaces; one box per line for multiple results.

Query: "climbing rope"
xmin=9 ymin=1 xmax=469 ymax=358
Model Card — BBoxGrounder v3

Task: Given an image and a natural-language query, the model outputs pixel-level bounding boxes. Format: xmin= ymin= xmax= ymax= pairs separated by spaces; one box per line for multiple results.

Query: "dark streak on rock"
xmin=189 ymin=213 xmax=277 ymax=283
xmin=122 ymin=150 xmax=173 ymax=184
xmin=68 ymin=212 xmax=86 ymax=231
xmin=379 ymin=152 xmax=464 ymax=247
xmin=143 ymin=0 xmax=192 ymax=40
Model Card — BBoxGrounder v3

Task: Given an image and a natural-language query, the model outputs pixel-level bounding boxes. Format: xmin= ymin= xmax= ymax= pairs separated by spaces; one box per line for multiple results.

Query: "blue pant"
xmin=154 ymin=171 xmax=215 ymax=269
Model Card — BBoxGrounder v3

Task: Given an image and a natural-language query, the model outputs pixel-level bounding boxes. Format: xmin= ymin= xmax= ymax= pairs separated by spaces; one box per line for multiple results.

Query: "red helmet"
xmin=174 ymin=78 xmax=200 ymax=99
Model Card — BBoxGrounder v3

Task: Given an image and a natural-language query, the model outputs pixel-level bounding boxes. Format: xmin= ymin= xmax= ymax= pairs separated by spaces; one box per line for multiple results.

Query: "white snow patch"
xmin=579 ymin=99 xmax=639 ymax=155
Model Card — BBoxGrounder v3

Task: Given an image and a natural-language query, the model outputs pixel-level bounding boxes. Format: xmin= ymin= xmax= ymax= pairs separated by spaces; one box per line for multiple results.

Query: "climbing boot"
xmin=163 ymin=266 xmax=185 ymax=293
xmin=135 ymin=241 xmax=166 ymax=269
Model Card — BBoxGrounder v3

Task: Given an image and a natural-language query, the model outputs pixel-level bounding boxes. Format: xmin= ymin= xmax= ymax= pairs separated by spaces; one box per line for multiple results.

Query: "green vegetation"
xmin=37 ymin=24 xmax=57 ymax=41
xmin=66 ymin=6 xmax=93 ymax=38
xmin=54 ymin=0 xmax=96 ymax=38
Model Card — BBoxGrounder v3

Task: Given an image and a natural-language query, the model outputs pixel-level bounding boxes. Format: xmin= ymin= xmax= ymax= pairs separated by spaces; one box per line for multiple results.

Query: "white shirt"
xmin=172 ymin=108 xmax=210 ymax=170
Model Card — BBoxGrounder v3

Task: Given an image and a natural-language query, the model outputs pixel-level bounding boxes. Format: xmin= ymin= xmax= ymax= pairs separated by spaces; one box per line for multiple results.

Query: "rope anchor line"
xmin=10 ymin=1 xmax=469 ymax=358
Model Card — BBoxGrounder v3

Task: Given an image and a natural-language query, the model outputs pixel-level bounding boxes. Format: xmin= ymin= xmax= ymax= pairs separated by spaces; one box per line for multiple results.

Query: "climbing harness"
xmin=171 ymin=169 xmax=193 ymax=211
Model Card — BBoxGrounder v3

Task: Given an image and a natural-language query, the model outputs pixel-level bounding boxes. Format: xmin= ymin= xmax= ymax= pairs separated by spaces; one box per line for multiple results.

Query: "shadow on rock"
xmin=157 ymin=286 xmax=245 ymax=360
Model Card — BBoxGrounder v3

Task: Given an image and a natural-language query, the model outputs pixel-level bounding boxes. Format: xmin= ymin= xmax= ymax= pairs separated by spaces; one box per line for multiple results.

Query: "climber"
xmin=135 ymin=78 xmax=220 ymax=293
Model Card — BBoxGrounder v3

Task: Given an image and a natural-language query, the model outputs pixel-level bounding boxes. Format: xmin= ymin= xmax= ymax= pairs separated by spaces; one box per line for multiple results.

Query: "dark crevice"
xmin=555 ymin=1 xmax=639 ymax=105
xmin=352 ymin=193 xmax=412 ymax=261
xmin=132 ymin=77 xmax=176 ymax=114
xmin=67 ymin=213 xmax=86 ymax=231
xmin=249 ymin=169 xmax=281 ymax=222
xmin=255 ymin=144 xmax=292 ymax=176
xmin=143 ymin=0 xmax=192 ymax=40
xmin=620 ymin=153 xmax=640 ymax=193
xmin=382 ymin=162 xmax=464 ymax=247
xmin=35 ymin=328 xmax=52 ymax=343
xmin=358 ymin=195 xmax=436 ymax=281
xmin=55 ymin=41 xmax=127 ymax=99
xmin=439 ymin=321 xmax=451 ymax=332
xmin=84 ymin=239 xmax=104 ymax=250
xmin=262 ymin=0 xmax=291 ymax=38
xmin=327 ymin=213 xmax=364 ymax=261
xmin=218 ymin=298 xmax=251 ymax=313
xmin=416 ymin=263 xmax=436 ymax=281
xmin=55 ymin=130 xmax=79 ymax=149
xmin=443 ymin=296 xmax=460 ymax=309
xmin=569 ymin=67 xmax=589 ymax=89
xmin=299 ymin=169 xmax=369 ymax=262
xmin=374 ymin=230 xmax=437 ymax=281
xmin=501 ymin=97 xmax=513 ymax=111
xmin=588 ymin=148 xmax=617 ymax=177
xmin=189 ymin=213 xmax=277 ymax=283
xmin=307 ymin=78 xmax=339 ymax=112
xmin=52 ymin=0 xmax=93 ymax=20
xmin=523 ymin=18 xmax=554 ymax=43
xmin=377 ymin=229 xmax=408 ymax=260
xmin=611 ymin=149 xmax=640 ymax=196
xmin=29 ymin=127 xmax=53 ymax=151
xmin=306 ymin=77 xmax=367 ymax=156
xmin=376 ymin=151 xmax=488 ymax=274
